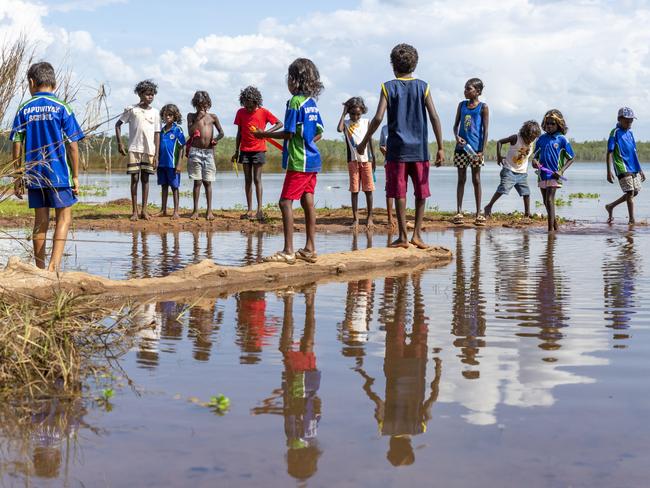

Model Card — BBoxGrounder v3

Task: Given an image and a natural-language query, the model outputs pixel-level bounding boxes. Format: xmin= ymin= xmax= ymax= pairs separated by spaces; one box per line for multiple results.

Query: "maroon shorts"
xmin=280 ymin=170 xmax=318 ymax=200
xmin=385 ymin=161 xmax=430 ymax=199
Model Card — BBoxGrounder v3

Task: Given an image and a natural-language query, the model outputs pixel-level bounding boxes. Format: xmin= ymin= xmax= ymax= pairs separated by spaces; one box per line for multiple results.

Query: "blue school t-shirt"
xmin=607 ymin=124 xmax=640 ymax=177
xmin=381 ymin=78 xmax=430 ymax=162
xmin=533 ymin=132 xmax=575 ymax=181
xmin=457 ymin=101 xmax=484 ymax=153
xmin=158 ymin=122 xmax=186 ymax=168
xmin=10 ymin=91 xmax=84 ymax=189
xmin=283 ymin=95 xmax=324 ymax=173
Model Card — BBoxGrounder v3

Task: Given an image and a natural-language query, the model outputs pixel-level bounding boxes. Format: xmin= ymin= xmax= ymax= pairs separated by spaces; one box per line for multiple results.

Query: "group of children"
xmin=9 ymin=44 xmax=645 ymax=270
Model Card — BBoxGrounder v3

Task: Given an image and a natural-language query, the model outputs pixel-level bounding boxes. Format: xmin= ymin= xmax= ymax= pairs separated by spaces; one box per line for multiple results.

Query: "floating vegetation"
xmin=77 ymin=184 xmax=108 ymax=197
xmin=569 ymin=192 xmax=600 ymax=199
xmin=535 ymin=197 xmax=573 ymax=208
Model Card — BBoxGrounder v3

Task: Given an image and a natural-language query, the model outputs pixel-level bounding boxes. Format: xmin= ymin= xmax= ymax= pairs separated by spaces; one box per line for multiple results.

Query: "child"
xmin=484 ymin=120 xmax=541 ymax=219
xmin=605 ymin=107 xmax=645 ymax=224
xmin=116 ymin=79 xmax=160 ymax=221
xmin=532 ymin=109 xmax=575 ymax=232
xmin=357 ymin=43 xmax=445 ymax=249
xmin=337 ymin=97 xmax=376 ymax=230
xmin=157 ymin=104 xmax=186 ymax=219
xmin=10 ymin=61 xmax=84 ymax=272
xmin=187 ymin=90 xmax=224 ymax=220
xmin=231 ymin=86 xmax=282 ymax=222
xmin=254 ymin=58 xmax=324 ymax=264
xmin=452 ymin=78 xmax=489 ymax=226
xmin=378 ymin=124 xmax=396 ymax=230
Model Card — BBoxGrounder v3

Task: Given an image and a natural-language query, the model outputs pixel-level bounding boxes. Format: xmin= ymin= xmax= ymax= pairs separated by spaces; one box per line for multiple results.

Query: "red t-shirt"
xmin=233 ymin=107 xmax=280 ymax=152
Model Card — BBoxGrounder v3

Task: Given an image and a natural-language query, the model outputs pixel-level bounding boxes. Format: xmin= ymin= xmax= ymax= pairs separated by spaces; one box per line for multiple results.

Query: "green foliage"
xmin=207 ymin=394 xmax=230 ymax=415
xmin=568 ymin=192 xmax=600 ymax=199
xmin=77 ymin=184 xmax=108 ymax=197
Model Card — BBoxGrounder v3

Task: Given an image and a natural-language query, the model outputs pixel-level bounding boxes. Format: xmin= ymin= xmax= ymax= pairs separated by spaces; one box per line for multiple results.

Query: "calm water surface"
xmin=1 ymin=226 xmax=650 ymax=487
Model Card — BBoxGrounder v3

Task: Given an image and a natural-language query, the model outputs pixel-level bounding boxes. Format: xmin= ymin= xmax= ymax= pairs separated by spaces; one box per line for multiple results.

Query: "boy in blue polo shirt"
xmin=605 ymin=107 xmax=645 ymax=224
xmin=157 ymin=104 xmax=186 ymax=219
xmin=10 ymin=61 xmax=84 ymax=272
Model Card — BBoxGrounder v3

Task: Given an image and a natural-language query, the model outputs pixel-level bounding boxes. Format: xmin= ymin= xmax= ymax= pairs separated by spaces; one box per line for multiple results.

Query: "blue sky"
xmin=2 ymin=0 xmax=650 ymax=141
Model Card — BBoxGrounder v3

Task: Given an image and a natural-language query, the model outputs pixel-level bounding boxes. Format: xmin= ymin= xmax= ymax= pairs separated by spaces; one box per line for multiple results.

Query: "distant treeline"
xmin=2 ymin=134 xmax=649 ymax=172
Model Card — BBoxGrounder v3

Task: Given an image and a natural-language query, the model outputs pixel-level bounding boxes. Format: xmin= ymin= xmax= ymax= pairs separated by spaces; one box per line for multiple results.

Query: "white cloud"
xmin=48 ymin=0 xmax=127 ymax=13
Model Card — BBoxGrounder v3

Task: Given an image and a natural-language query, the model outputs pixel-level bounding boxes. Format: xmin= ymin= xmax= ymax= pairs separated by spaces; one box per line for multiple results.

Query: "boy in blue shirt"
xmin=157 ymin=104 xmax=186 ymax=219
xmin=605 ymin=107 xmax=645 ymax=224
xmin=10 ymin=62 xmax=84 ymax=272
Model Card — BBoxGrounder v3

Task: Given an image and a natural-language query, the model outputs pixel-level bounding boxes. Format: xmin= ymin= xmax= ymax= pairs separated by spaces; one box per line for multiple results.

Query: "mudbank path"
xmin=0 ymin=245 xmax=453 ymax=301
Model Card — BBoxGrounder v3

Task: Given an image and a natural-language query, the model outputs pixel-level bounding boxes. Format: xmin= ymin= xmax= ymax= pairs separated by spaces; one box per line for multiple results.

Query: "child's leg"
xmin=160 ymin=184 xmax=169 ymax=215
xmin=48 ymin=206 xmax=72 ymax=272
xmin=33 ymin=207 xmax=50 ymax=269
xmin=140 ymin=170 xmax=151 ymax=220
xmin=191 ymin=180 xmax=202 ymax=218
xmin=301 ymin=192 xmax=316 ymax=253
xmin=523 ymin=195 xmax=531 ymax=217
xmin=410 ymin=197 xmax=427 ymax=247
xmin=393 ymin=198 xmax=409 ymax=247
xmin=471 ymin=166 xmax=482 ymax=216
xmin=172 ymin=188 xmax=180 ymax=219
xmin=484 ymin=192 xmax=502 ymax=216
xmin=242 ymin=162 xmax=253 ymax=217
xmin=351 ymin=192 xmax=359 ymax=226
xmin=279 ymin=198 xmax=294 ymax=254
xmin=456 ymin=166 xmax=467 ymax=214
xmin=203 ymin=181 xmax=214 ymax=220
xmin=130 ymin=172 xmax=140 ymax=221
xmin=626 ymin=191 xmax=635 ymax=223
xmin=364 ymin=191 xmax=374 ymax=228
xmin=386 ymin=197 xmax=395 ymax=229
xmin=546 ymin=187 xmax=557 ymax=232
xmin=253 ymin=163 xmax=264 ymax=219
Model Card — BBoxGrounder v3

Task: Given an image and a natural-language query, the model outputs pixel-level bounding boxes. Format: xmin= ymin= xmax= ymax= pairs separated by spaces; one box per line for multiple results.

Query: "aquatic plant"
xmin=568 ymin=192 xmax=600 ymax=199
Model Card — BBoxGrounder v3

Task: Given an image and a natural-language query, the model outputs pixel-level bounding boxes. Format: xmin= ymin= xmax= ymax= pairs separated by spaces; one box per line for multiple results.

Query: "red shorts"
xmin=385 ymin=161 xmax=430 ymax=199
xmin=280 ymin=170 xmax=317 ymax=200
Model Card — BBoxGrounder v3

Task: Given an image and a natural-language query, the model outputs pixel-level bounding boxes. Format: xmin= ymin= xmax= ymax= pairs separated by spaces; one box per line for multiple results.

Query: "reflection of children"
xmin=532 ymin=109 xmax=575 ymax=232
xmin=116 ymin=79 xmax=160 ymax=221
xmin=337 ymin=97 xmax=376 ymax=229
xmin=157 ymin=104 xmax=186 ymax=219
xmin=255 ymin=58 xmax=324 ymax=264
xmin=236 ymin=290 xmax=277 ymax=364
xmin=187 ymin=91 xmax=224 ymax=221
xmin=452 ymin=78 xmax=489 ymax=226
xmin=10 ymin=61 xmax=84 ymax=272
xmin=605 ymin=107 xmax=645 ymax=224
xmin=339 ymin=279 xmax=373 ymax=357
xmin=378 ymin=124 xmax=396 ymax=230
xmin=232 ymin=86 xmax=282 ymax=222
xmin=484 ymin=120 xmax=541 ymax=219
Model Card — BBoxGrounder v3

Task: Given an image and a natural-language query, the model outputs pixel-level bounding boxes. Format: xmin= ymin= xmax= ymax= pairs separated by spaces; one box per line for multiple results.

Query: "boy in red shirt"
xmin=232 ymin=86 xmax=282 ymax=222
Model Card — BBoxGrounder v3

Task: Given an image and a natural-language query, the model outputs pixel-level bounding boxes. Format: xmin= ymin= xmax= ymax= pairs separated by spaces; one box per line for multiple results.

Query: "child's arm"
xmin=187 ymin=113 xmax=195 ymax=134
xmin=369 ymin=138 xmax=376 ymax=172
xmin=425 ymin=93 xmax=445 ymax=166
xmin=254 ymin=130 xmax=292 ymax=140
xmin=231 ymin=126 xmax=242 ymax=163
xmin=606 ymin=150 xmax=615 ymax=184
xmin=336 ymin=104 xmax=347 ymax=133
xmin=12 ymin=142 xmax=23 ymax=199
xmin=115 ymin=120 xmax=127 ymax=155
xmin=212 ymin=114 xmax=224 ymax=142
xmin=557 ymin=138 xmax=576 ymax=177
xmin=153 ymin=131 xmax=160 ymax=168
xmin=67 ymin=140 xmax=80 ymax=195
xmin=496 ymin=135 xmax=516 ymax=166
xmin=453 ymin=102 xmax=465 ymax=146
xmin=479 ymin=103 xmax=489 ymax=158
xmin=356 ymin=91 xmax=387 ymax=155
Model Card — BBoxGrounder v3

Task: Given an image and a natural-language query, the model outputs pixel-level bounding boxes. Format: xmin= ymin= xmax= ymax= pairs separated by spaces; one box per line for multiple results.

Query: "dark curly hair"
xmin=160 ymin=104 xmax=182 ymax=123
xmin=466 ymin=77 xmax=484 ymax=95
xmin=239 ymin=86 xmax=263 ymax=107
xmin=542 ymin=109 xmax=568 ymax=135
xmin=390 ymin=43 xmax=418 ymax=74
xmin=519 ymin=120 xmax=541 ymax=142
xmin=191 ymin=90 xmax=212 ymax=110
xmin=134 ymin=79 xmax=157 ymax=96
xmin=344 ymin=96 xmax=367 ymax=114
xmin=287 ymin=58 xmax=323 ymax=98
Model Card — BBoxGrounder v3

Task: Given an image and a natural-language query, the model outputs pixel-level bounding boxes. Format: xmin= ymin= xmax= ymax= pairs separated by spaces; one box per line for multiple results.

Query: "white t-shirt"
xmin=119 ymin=105 xmax=161 ymax=155
xmin=344 ymin=118 xmax=370 ymax=163
xmin=504 ymin=134 xmax=534 ymax=173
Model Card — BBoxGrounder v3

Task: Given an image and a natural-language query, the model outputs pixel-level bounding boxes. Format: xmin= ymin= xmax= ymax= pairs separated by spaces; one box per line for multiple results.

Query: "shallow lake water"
xmin=1 ymin=224 xmax=650 ymax=487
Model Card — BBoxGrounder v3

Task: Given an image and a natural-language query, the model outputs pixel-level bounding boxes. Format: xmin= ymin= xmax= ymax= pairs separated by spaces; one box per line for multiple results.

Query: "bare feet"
xmin=129 ymin=213 xmax=139 ymax=222
xmin=206 ymin=212 xmax=215 ymax=221
xmin=171 ymin=212 xmax=180 ymax=220
xmin=190 ymin=211 xmax=200 ymax=220
xmin=605 ymin=204 xmax=614 ymax=224
xmin=483 ymin=205 xmax=492 ymax=217
xmin=240 ymin=212 xmax=254 ymax=220
xmin=140 ymin=212 xmax=151 ymax=221
xmin=366 ymin=218 xmax=374 ymax=231
xmin=629 ymin=218 xmax=635 ymax=225
xmin=389 ymin=238 xmax=410 ymax=249
xmin=409 ymin=237 xmax=429 ymax=249
xmin=155 ymin=210 xmax=168 ymax=217
xmin=553 ymin=218 xmax=559 ymax=231
xmin=256 ymin=210 xmax=265 ymax=223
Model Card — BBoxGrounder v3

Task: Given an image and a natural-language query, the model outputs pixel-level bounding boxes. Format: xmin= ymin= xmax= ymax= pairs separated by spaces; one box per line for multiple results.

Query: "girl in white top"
xmin=484 ymin=120 xmax=542 ymax=219
xmin=337 ymin=97 xmax=376 ymax=229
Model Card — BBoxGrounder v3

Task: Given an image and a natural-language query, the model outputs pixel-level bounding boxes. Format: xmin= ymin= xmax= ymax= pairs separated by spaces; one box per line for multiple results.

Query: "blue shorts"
xmin=496 ymin=168 xmax=530 ymax=196
xmin=157 ymin=167 xmax=181 ymax=189
xmin=28 ymin=188 xmax=77 ymax=209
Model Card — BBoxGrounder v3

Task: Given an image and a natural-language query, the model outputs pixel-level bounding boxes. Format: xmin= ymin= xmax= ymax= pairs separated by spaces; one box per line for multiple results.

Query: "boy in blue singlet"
xmin=10 ymin=62 xmax=84 ymax=272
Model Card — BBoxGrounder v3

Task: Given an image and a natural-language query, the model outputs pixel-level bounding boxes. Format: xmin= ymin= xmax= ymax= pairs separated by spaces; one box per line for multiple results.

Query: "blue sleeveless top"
xmin=457 ymin=101 xmax=484 ymax=153
xmin=381 ymin=78 xmax=430 ymax=162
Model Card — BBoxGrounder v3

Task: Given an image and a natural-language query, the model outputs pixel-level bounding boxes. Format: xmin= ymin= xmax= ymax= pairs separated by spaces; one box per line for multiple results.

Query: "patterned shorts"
xmin=453 ymin=151 xmax=483 ymax=168
xmin=619 ymin=173 xmax=642 ymax=193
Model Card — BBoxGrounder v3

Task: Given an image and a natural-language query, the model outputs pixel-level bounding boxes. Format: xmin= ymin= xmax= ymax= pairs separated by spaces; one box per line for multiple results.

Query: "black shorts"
xmin=239 ymin=151 xmax=266 ymax=165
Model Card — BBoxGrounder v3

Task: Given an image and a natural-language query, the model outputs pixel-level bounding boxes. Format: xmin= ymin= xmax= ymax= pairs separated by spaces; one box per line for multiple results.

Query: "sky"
xmin=1 ymin=0 xmax=650 ymax=141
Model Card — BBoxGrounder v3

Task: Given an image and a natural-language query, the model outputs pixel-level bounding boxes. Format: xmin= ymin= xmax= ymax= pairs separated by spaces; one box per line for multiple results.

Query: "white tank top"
xmin=504 ymin=134 xmax=534 ymax=173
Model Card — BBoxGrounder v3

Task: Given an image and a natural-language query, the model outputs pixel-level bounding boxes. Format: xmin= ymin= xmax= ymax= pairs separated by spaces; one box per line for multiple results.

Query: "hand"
xmin=552 ymin=171 xmax=562 ymax=180
xmin=13 ymin=177 xmax=24 ymax=199
xmin=357 ymin=141 xmax=367 ymax=155
xmin=435 ymin=148 xmax=445 ymax=167
xmin=456 ymin=136 xmax=466 ymax=146
xmin=532 ymin=160 xmax=540 ymax=169
xmin=641 ymin=171 xmax=646 ymax=182
xmin=477 ymin=152 xmax=483 ymax=161
xmin=253 ymin=131 xmax=265 ymax=139
xmin=231 ymin=153 xmax=239 ymax=163
xmin=71 ymin=177 xmax=79 ymax=195
xmin=175 ymin=166 xmax=182 ymax=174
xmin=606 ymin=173 xmax=614 ymax=184
xmin=153 ymin=156 xmax=158 ymax=171
xmin=118 ymin=144 xmax=127 ymax=156
xmin=497 ymin=155 xmax=504 ymax=166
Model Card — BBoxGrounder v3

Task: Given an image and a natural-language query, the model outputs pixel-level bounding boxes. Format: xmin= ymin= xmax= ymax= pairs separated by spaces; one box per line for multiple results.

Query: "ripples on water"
xmin=1 ymin=227 xmax=650 ymax=486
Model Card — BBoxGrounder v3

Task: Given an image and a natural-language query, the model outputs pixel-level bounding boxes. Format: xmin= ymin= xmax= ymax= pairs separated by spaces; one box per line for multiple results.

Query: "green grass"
xmin=568 ymin=192 xmax=600 ymax=199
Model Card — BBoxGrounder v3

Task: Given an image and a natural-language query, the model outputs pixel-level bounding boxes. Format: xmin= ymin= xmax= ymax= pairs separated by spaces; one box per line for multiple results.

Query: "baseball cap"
xmin=618 ymin=107 xmax=636 ymax=119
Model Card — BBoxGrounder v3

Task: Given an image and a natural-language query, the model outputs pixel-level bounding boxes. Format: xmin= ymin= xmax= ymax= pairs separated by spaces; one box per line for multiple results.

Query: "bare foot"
xmin=409 ymin=237 xmax=429 ymax=249
xmin=351 ymin=219 xmax=359 ymax=231
xmin=140 ymin=212 xmax=152 ymax=221
xmin=553 ymin=218 xmax=559 ymax=231
xmin=129 ymin=213 xmax=139 ymax=222
xmin=629 ymin=218 xmax=635 ymax=225
xmin=206 ymin=212 xmax=215 ymax=221
xmin=256 ymin=210 xmax=265 ymax=223
xmin=155 ymin=210 xmax=168 ymax=217
xmin=240 ymin=212 xmax=254 ymax=220
xmin=190 ymin=212 xmax=200 ymax=220
xmin=605 ymin=204 xmax=614 ymax=223
xmin=483 ymin=205 xmax=492 ymax=217
xmin=171 ymin=212 xmax=180 ymax=220
xmin=389 ymin=238 xmax=410 ymax=249
xmin=366 ymin=219 xmax=374 ymax=231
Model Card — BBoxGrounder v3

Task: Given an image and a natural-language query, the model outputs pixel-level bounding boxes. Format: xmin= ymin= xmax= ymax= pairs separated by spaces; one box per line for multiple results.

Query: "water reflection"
xmin=252 ymin=288 xmax=322 ymax=481
xmin=236 ymin=291 xmax=277 ymax=364
xmin=338 ymin=279 xmax=374 ymax=357
xmin=355 ymin=274 xmax=442 ymax=466
xmin=188 ymin=298 xmax=222 ymax=361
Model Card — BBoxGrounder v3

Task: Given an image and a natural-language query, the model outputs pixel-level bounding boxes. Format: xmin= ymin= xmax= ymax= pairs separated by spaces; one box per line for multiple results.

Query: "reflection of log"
xmin=1 ymin=246 xmax=452 ymax=300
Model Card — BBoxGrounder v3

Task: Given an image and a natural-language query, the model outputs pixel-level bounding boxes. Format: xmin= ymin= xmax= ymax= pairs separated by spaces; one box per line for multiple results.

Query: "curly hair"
xmin=239 ymin=86 xmax=263 ymax=107
xmin=519 ymin=120 xmax=542 ymax=142
xmin=344 ymin=96 xmax=367 ymax=114
xmin=287 ymin=58 xmax=323 ymax=98
xmin=191 ymin=90 xmax=212 ymax=110
xmin=466 ymin=77 xmax=484 ymax=95
xmin=542 ymin=109 xmax=568 ymax=135
xmin=160 ymin=104 xmax=182 ymax=123
xmin=134 ymin=79 xmax=158 ymax=96
xmin=390 ymin=44 xmax=419 ymax=74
